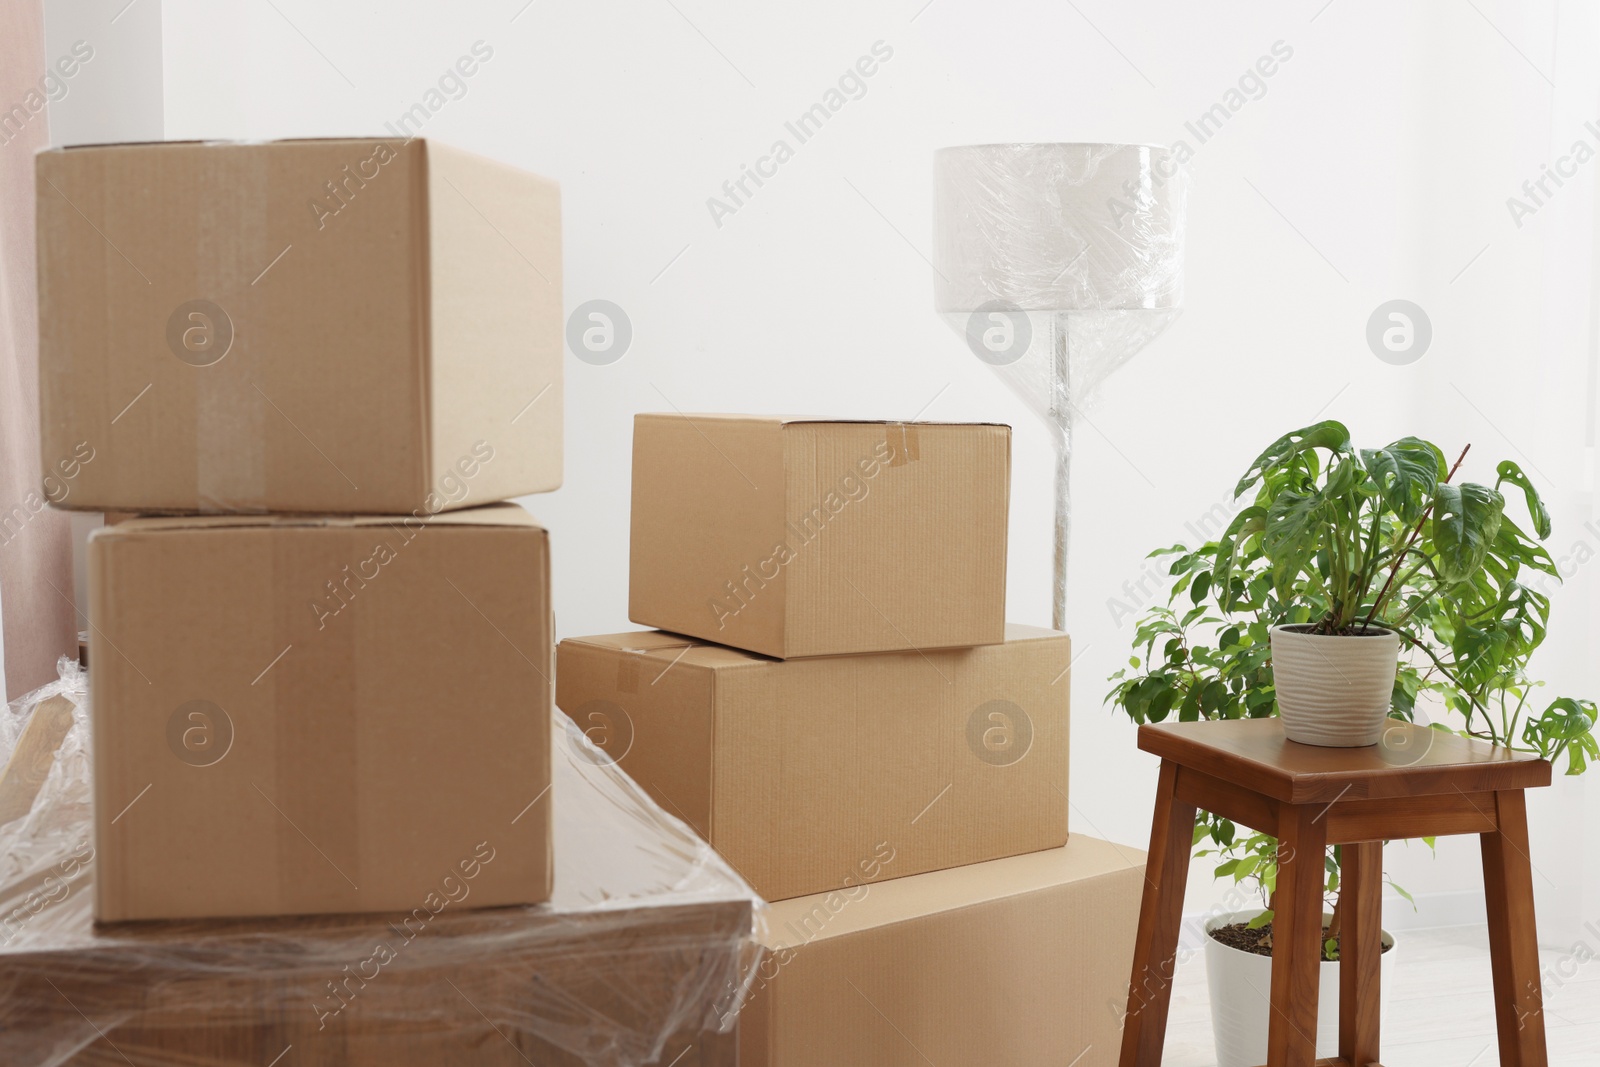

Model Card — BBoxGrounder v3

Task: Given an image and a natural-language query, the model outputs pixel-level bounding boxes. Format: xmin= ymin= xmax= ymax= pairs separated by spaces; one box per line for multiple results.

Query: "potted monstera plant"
xmin=1108 ymin=421 xmax=1598 ymax=1066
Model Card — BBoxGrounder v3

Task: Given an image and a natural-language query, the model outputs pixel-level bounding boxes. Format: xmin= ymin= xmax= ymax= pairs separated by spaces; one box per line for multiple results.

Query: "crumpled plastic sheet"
xmin=0 ymin=659 xmax=766 ymax=1067
xmin=932 ymin=142 xmax=1185 ymax=315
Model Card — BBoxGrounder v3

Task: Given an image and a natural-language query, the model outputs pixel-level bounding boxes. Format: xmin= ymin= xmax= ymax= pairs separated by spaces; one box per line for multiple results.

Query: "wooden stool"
xmin=1117 ymin=717 xmax=1553 ymax=1067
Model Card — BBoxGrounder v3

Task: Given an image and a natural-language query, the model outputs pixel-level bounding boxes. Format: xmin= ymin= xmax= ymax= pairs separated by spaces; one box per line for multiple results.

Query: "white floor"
xmin=1160 ymin=924 xmax=1600 ymax=1066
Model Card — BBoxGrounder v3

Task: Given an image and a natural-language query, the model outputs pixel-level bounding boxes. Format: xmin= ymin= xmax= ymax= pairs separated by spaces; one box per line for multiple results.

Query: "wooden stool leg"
xmin=1118 ymin=760 xmax=1196 ymax=1067
xmin=1267 ymin=804 xmax=1327 ymax=1067
xmin=1482 ymin=789 xmax=1549 ymax=1067
xmin=1339 ymin=841 xmax=1383 ymax=1067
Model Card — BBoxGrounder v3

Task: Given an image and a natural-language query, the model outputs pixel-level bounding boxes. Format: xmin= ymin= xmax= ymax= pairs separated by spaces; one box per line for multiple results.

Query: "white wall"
xmin=131 ymin=0 xmax=1600 ymax=938
xmin=43 ymin=0 xmax=162 ymax=147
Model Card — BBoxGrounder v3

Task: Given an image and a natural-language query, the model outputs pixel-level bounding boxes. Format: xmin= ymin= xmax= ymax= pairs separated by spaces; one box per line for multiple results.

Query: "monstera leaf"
xmin=1362 ymin=438 xmax=1446 ymax=524
xmin=1430 ymin=483 xmax=1504 ymax=584
xmin=1233 ymin=420 xmax=1352 ymax=499
xmin=1262 ymin=485 xmax=1329 ymax=603
xmin=1524 ymin=698 xmax=1600 ymax=774
xmin=1495 ymin=460 xmax=1551 ymax=540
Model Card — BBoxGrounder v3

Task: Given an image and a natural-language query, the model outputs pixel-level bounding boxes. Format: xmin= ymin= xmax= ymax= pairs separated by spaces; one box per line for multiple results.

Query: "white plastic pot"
xmin=1270 ymin=624 xmax=1400 ymax=747
xmin=1204 ymin=909 xmax=1396 ymax=1067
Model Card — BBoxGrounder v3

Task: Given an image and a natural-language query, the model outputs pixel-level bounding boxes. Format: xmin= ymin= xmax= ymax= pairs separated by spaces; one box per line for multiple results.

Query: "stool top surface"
xmin=1139 ymin=717 xmax=1552 ymax=803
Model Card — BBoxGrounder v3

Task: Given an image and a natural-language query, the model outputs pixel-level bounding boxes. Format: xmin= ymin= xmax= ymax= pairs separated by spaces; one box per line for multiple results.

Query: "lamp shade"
xmin=932 ymin=142 xmax=1184 ymax=314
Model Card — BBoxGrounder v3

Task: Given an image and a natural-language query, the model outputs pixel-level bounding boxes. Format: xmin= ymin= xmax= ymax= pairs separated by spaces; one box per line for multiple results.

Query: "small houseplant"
xmin=1108 ymin=421 xmax=1598 ymax=1064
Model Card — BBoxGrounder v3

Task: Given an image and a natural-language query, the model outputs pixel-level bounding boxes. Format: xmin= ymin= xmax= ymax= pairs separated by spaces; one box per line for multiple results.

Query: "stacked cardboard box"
xmin=37 ymin=138 xmax=563 ymax=923
xmin=25 ymin=136 xmax=765 ymax=1064
xmin=557 ymin=413 xmax=1148 ymax=1065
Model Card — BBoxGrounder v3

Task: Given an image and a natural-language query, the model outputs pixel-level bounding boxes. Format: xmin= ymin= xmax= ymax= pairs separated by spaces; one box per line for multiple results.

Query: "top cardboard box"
xmin=629 ymin=414 xmax=1010 ymax=659
xmin=37 ymin=138 xmax=562 ymax=514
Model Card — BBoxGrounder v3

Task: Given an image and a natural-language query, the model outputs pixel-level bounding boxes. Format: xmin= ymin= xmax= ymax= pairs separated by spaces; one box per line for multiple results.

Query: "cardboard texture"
xmin=629 ymin=414 xmax=1009 ymax=658
xmin=738 ymin=835 xmax=1146 ymax=1067
xmin=556 ymin=625 xmax=1070 ymax=901
xmin=37 ymin=138 xmax=562 ymax=514
xmin=87 ymin=503 xmax=553 ymax=921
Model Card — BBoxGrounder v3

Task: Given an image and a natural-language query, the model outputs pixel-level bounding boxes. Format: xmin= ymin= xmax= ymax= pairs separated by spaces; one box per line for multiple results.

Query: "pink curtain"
xmin=0 ymin=0 xmax=75 ymax=700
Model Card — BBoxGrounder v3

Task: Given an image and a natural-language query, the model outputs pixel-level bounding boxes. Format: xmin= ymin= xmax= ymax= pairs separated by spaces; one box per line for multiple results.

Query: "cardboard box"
xmin=556 ymin=625 xmax=1069 ymax=901
xmin=37 ymin=138 xmax=562 ymax=514
xmin=88 ymin=503 xmax=553 ymax=921
xmin=738 ymin=835 xmax=1146 ymax=1067
xmin=629 ymin=414 xmax=1009 ymax=658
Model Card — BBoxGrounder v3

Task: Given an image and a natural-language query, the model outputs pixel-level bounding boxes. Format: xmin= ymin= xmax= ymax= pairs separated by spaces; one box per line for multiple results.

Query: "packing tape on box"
xmin=886 ymin=422 xmax=920 ymax=467
xmin=617 ymin=652 xmax=642 ymax=694
xmin=269 ymin=526 xmax=364 ymax=910
xmin=615 ymin=643 xmax=698 ymax=694
xmin=193 ymin=149 xmax=270 ymax=513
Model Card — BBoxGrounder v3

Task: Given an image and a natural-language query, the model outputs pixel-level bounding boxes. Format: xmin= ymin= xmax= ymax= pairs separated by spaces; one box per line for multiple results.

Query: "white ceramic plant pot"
xmin=1204 ymin=910 xmax=1396 ymax=1067
xmin=1270 ymin=624 xmax=1400 ymax=747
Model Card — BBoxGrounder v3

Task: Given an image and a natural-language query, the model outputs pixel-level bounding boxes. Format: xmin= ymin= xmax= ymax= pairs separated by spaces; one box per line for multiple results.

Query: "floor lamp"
xmin=933 ymin=143 xmax=1187 ymax=630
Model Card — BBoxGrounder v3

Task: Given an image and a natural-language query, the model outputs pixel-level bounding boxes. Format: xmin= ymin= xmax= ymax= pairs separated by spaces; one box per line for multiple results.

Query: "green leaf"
xmin=1233 ymin=420 xmax=1353 ymax=499
xmin=1523 ymin=698 xmax=1598 ymax=757
xmin=1495 ymin=461 xmax=1552 ymax=540
xmin=1387 ymin=878 xmax=1417 ymax=909
xmin=1362 ymin=438 xmax=1446 ymax=524
xmin=1262 ymin=484 xmax=1328 ymax=603
xmin=1212 ymin=506 xmax=1267 ymax=611
xmin=1246 ymin=910 xmax=1274 ymax=930
xmin=1430 ymin=483 xmax=1505 ymax=583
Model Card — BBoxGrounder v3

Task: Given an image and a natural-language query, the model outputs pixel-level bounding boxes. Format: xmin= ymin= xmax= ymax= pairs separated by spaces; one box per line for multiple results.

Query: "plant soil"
xmin=1209 ymin=920 xmax=1394 ymax=963
xmin=1280 ymin=622 xmax=1395 ymax=639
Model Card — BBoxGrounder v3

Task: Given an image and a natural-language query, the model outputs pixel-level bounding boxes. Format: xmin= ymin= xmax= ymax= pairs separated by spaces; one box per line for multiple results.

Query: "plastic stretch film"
xmin=0 ymin=660 xmax=765 ymax=1067
xmin=932 ymin=143 xmax=1187 ymax=625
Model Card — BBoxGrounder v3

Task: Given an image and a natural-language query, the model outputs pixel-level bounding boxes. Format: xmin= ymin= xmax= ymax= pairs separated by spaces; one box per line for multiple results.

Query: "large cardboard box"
xmin=88 ymin=503 xmax=553 ymax=921
xmin=629 ymin=414 xmax=1009 ymax=658
xmin=556 ymin=625 xmax=1069 ymax=901
xmin=738 ymin=835 xmax=1146 ymax=1067
xmin=37 ymin=138 xmax=562 ymax=514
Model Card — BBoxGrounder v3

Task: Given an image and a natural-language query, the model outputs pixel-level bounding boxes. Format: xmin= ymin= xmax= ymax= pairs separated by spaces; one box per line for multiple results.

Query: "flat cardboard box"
xmin=88 ymin=503 xmax=553 ymax=921
xmin=556 ymin=625 xmax=1069 ymax=901
xmin=739 ymin=835 xmax=1146 ymax=1067
xmin=629 ymin=414 xmax=1009 ymax=658
xmin=37 ymin=138 xmax=562 ymax=514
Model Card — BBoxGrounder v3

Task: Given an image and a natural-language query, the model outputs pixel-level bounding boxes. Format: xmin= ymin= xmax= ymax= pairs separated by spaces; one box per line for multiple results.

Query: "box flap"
xmin=92 ymin=502 xmax=542 ymax=538
xmin=46 ymin=137 xmax=415 ymax=153
xmin=635 ymin=412 xmax=1008 ymax=428
xmin=563 ymin=625 xmax=1061 ymax=673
